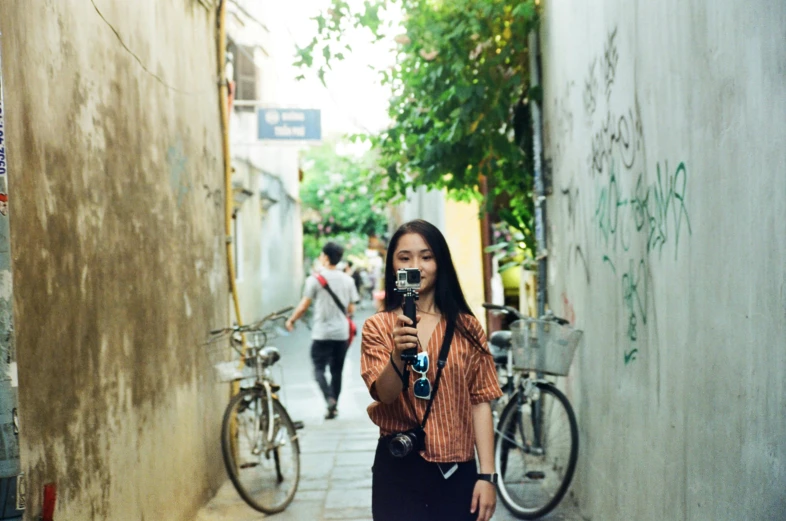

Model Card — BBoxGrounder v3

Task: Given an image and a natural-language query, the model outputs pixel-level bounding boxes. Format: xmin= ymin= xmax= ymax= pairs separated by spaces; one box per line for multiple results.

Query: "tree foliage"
xmin=295 ymin=0 xmax=539 ymax=253
xmin=300 ymin=141 xmax=388 ymax=260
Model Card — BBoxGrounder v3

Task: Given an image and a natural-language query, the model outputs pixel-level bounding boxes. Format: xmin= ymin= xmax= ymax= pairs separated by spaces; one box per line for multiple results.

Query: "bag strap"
xmin=315 ymin=274 xmax=348 ymax=316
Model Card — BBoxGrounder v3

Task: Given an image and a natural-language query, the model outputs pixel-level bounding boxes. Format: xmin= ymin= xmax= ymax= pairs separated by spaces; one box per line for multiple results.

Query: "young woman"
xmin=360 ymin=219 xmax=502 ymax=521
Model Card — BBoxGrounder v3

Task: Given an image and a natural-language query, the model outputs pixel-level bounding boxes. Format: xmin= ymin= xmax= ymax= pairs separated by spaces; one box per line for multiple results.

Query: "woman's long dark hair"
xmin=383 ymin=219 xmax=486 ymax=353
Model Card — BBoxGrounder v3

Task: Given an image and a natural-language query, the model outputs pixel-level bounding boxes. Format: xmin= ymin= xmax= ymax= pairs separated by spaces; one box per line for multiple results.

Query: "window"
xmin=227 ymin=40 xmax=257 ymax=112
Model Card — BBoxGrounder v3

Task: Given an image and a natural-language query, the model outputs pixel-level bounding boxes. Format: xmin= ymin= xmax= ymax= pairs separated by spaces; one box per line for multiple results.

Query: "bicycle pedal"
xmin=292 ymin=420 xmax=305 ymax=430
xmin=525 ymin=471 xmax=546 ymax=480
xmin=271 ymin=383 xmax=281 ymax=393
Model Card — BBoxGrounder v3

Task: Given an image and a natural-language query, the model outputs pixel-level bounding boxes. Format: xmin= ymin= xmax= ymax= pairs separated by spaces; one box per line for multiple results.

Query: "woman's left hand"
xmin=470 ymin=480 xmax=496 ymax=521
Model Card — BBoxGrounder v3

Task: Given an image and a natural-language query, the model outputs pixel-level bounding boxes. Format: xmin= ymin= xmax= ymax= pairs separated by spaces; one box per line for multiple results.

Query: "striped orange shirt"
xmin=360 ymin=311 xmax=503 ymax=463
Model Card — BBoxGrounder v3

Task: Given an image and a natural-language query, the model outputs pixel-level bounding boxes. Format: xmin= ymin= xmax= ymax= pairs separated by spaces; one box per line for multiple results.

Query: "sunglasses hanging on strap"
xmin=391 ymin=318 xmax=456 ymax=426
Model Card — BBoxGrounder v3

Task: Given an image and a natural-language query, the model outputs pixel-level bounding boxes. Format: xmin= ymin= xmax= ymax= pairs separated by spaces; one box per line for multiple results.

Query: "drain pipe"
xmin=528 ymin=28 xmax=547 ymax=318
xmin=217 ymin=0 xmax=244 ymax=329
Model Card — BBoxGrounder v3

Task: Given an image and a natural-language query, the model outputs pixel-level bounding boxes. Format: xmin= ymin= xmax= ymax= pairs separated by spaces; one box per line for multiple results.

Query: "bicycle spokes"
xmin=494 ymin=383 xmax=578 ymax=519
xmin=222 ymin=389 xmax=301 ymax=515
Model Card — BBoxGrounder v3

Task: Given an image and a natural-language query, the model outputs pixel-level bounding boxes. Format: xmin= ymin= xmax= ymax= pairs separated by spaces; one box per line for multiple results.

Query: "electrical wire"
xmin=90 ymin=0 xmax=218 ymax=96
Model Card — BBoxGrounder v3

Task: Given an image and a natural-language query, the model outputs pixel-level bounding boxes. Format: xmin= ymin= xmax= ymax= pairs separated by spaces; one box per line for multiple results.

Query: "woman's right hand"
xmin=391 ymin=314 xmax=420 ymax=360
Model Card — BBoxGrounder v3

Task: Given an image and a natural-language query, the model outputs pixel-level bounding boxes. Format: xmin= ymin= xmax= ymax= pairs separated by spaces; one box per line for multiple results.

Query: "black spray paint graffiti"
xmin=582 ymin=27 xmax=618 ymax=117
xmin=601 ymin=27 xmax=619 ymax=101
xmin=560 ymin=182 xmax=591 ymax=284
xmin=583 ymin=60 xmax=598 ymax=118
xmin=589 ymin=105 xmax=644 ymax=177
xmin=550 ymin=82 xmax=576 ymax=172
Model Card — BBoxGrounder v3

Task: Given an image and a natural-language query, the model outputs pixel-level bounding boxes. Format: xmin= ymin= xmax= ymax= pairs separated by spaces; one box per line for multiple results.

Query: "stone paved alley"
xmin=193 ymin=308 xmax=583 ymax=521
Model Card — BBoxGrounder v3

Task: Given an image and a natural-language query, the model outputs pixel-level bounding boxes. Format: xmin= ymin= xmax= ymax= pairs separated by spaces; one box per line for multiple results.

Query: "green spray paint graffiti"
xmin=167 ymin=141 xmax=190 ymax=208
xmin=631 ymin=161 xmax=692 ymax=260
xmin=558 ymin=25 xmax=694 ymax=366
xmin=594 ymin=160 xmax=692 ymax=260
xmin=594 ymin=161 xmax=690 ymax=358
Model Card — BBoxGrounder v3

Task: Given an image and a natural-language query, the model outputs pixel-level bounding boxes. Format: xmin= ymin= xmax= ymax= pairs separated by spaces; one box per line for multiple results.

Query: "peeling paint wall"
xmin=0 ymin=1 xmax=228 ymax=519
xmin=541 ymin=1 xmax=786 ymax=519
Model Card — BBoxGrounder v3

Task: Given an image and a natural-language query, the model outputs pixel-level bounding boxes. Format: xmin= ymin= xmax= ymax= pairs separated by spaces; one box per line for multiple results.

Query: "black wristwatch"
xmin=477 ymin=473 xmax=498 ymax=485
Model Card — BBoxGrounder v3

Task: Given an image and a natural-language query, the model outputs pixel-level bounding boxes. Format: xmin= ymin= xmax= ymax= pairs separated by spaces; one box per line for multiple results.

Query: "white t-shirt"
xmin=304 ymin=268 xmax=360 ymax=341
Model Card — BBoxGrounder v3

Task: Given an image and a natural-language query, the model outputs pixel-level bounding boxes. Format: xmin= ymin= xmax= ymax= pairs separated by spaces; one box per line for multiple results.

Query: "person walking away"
xmin=286 ymin=242 xmax=360 ymax=419
xmin=345 ymin=260 xmax=364 ymax=295
xmin=360 ymin=219 xmax=502 ymax=521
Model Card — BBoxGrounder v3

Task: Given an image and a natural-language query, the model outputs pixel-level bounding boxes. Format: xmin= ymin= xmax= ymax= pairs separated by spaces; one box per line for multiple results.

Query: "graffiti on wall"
xmin=553 ymin=26 xmax=693 ymax=365
xmin=168 ymin=140 xmax=191 ymax=208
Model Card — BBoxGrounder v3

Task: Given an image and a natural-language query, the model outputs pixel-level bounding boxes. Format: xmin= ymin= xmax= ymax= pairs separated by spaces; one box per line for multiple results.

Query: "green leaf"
xmin=512 ymin=2 xmax=535 ymax=20
xmin=294 ymin=0 xmax=537 ymax=246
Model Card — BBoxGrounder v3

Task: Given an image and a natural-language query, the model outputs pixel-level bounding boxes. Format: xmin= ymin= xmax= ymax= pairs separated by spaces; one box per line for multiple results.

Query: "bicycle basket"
xmin=205 ymin=334 xmax=257 ymax=383
xmin=509 ymin=318 xmax=583 ymax=376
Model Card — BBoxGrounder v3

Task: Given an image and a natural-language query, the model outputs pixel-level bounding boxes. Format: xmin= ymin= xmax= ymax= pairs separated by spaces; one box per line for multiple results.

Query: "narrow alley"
xmin=194 ymin=306 xmax=583 ymax=521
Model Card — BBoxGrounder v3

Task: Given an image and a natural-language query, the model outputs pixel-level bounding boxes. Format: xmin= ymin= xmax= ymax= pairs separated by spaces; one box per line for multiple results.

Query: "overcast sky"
xmin=248 ymin=0 xmax=397 ymax=138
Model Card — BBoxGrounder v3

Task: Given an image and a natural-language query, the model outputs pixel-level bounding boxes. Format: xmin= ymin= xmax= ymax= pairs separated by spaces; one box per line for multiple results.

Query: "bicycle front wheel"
xmin=495 ymin=382 xmax=578 ymax=519
xmin=221 ymin=388 xmax=301 ymax=514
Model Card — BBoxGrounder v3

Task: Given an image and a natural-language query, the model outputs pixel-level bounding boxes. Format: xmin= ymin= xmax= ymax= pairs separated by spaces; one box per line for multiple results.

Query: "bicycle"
xmin=483 ymin=303 xmax=583 ymax=519
xmin=207 ymin=306 xmax=301 ymax=515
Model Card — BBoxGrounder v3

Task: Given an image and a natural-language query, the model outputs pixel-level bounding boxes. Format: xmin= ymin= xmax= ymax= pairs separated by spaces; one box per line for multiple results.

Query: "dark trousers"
xmin=372 ymin=438 xmax=479 ymax=521
xmin=310 ymin=339 xmax=349 ymax=404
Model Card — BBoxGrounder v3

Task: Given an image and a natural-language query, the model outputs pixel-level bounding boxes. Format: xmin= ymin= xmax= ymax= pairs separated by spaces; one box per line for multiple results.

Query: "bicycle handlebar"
xmin=482 ymin=303 xmax=571 ymax=325
xmin=209 ymin=306 xmax=295 ymax=336
xmin=482 ymin=303 xmax=524 ymax=319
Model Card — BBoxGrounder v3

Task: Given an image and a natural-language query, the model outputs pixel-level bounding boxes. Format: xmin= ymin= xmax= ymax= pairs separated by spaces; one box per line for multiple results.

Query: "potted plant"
xmin=485 ymin=222 xmax=533 ymax=296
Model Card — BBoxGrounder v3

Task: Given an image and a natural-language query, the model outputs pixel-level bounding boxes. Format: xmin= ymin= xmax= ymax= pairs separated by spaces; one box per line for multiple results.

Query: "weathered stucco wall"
xmin=540 ymin=1 xmax=786 ymax=519
xmin=0 ymin=1 xmax=229 ymax=519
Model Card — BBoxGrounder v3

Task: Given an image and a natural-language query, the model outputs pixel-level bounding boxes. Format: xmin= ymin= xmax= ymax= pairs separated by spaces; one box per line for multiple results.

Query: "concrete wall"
xmin=0 ymin=1 xmax=229 ymax=519
xmin=540 ymin=1 xmax=786 ymax=519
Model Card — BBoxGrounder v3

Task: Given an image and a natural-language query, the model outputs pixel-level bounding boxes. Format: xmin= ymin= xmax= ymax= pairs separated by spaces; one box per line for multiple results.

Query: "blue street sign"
xmin=257 ymin=108 xmax=321 ymax=141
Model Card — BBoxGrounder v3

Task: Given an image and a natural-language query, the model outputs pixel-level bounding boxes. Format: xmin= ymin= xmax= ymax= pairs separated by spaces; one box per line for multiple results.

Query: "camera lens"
xmin=388 ymin=433 xmax=413 ymax=458
xmin=407 ymin=270 xmax=421 ymax=283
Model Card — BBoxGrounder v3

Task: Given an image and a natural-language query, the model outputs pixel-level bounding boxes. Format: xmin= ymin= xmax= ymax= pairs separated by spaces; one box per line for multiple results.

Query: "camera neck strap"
xmin=390 ymin=316 xmax=456 ymax=430
xmin=418 ymin=317 xmax=456 ymax=430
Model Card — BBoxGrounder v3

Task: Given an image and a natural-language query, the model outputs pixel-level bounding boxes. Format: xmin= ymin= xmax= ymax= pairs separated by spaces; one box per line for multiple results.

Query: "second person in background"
xmin=286 ymin=241 xmax=359 ymax=419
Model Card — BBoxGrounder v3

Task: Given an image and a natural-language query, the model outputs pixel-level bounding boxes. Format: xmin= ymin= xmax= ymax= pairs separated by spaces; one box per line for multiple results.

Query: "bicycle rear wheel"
xmin=495 ymin=382 xmax=578 ymax=519
xmin=221 ymin=388 xmax=301 ymax=514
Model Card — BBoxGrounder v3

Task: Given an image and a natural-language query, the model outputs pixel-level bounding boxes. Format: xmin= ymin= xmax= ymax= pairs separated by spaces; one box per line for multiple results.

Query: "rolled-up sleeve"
xmin=466 ymin=317 xmax=503 ymax=405
xmin=360 ymin=314 xmax=393 ymax=401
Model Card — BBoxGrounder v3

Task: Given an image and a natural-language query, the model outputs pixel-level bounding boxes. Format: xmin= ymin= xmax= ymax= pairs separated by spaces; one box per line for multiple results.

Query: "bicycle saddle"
xmin=489 ymin=330 xmax=512 ymax=349
xmin=259 ymin=346 xmax=281 ymax=366
xmin=489 ymin=331 xmax=512 ymax=365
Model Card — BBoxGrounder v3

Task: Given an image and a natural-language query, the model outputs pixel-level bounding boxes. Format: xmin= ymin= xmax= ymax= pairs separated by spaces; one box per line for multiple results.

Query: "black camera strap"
xmin=391 ymin=317 xmax=456 ymax=430
xmin=420 ymin=317 xmax=455 ymax=429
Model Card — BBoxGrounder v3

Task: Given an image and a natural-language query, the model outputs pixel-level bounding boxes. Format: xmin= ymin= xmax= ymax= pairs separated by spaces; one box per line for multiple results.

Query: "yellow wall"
xmin=443 ymin=199 xmax=486 ymax=328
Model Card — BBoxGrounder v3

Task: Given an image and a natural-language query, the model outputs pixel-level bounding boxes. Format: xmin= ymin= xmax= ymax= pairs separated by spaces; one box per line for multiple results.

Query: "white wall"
xmin=228 ymin=1 xmax=304 ymax=319
xmin=540 ymin=1 xmax=786 ymax=519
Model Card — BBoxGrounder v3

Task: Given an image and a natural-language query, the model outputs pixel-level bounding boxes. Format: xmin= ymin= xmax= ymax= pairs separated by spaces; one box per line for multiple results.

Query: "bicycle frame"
xmin=495 ymin=375 xmax=548 ymax=456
